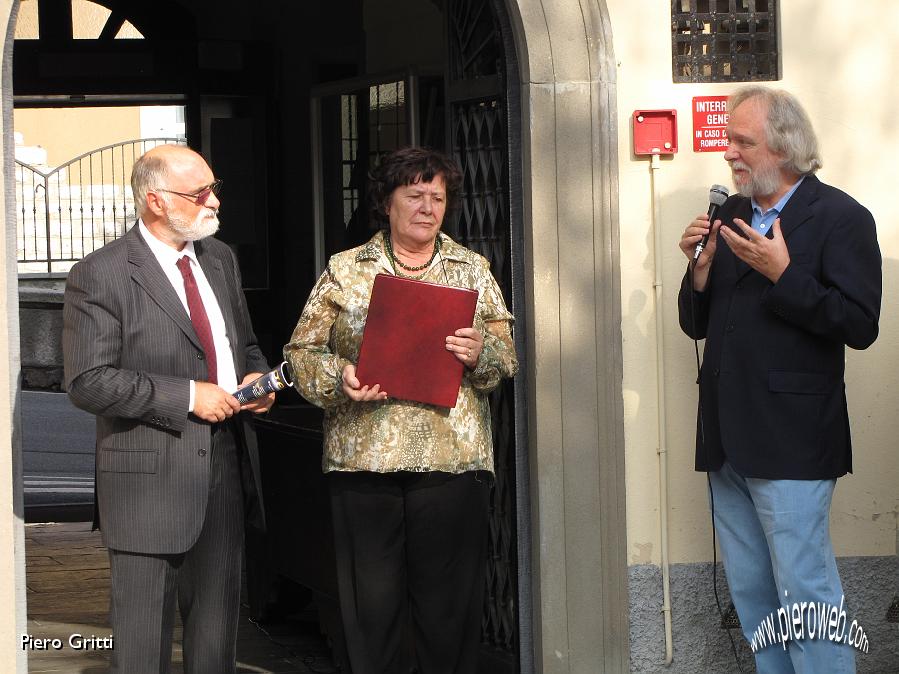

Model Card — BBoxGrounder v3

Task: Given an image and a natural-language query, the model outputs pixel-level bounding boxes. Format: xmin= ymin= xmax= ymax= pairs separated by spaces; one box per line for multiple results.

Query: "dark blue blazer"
xmin=678 ymin=175 xmax=881 ymax=479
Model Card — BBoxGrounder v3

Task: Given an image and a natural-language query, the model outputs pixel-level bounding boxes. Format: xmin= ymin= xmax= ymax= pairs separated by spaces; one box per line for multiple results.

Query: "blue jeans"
xmin=709 ymin=462 xmax=856 ymax=674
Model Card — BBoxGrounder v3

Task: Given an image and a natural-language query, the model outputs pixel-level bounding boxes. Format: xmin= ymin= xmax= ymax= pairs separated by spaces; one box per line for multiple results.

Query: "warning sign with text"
xmin=693 ymin=96 xmax=729 ymax=152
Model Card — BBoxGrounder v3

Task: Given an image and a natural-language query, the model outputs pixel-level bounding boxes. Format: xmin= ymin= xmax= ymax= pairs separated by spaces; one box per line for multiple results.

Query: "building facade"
xmin=0 ymin=1 xmax=896 ymax=672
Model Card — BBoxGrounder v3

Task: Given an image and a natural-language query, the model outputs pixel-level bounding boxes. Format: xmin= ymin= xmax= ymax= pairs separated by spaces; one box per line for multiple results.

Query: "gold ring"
xmin=467 ymin=348 xmax=472 ymax=358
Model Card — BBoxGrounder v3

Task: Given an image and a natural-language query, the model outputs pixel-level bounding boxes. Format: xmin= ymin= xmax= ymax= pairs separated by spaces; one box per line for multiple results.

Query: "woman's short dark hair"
xmin=368 ymin=147 xmax=463 ymax=228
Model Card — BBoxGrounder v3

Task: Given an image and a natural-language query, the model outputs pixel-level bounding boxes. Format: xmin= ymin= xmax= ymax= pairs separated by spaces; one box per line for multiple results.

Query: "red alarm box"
xmin=632 ymin=109 xmax=677 ymax=155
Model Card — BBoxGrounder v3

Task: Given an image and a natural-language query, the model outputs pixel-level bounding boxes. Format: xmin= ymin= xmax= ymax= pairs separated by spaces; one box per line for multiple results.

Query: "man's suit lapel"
xmin=127 ymin=226 xmax=203 ymax=351
xmin=195 ymin=240 xmax=241 ymax=377
xmin=776 ymin=174 xmax=818 ymax=240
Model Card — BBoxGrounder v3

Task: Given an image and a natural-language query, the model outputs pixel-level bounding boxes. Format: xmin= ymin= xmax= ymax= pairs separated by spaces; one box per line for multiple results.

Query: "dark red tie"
xmin=176 ymin=256 xmax=218 ymax=384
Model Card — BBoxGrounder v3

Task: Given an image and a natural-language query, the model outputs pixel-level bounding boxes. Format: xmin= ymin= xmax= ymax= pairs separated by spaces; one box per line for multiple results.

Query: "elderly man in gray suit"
xmin=63 ymin=144 xmax=274 ymax=673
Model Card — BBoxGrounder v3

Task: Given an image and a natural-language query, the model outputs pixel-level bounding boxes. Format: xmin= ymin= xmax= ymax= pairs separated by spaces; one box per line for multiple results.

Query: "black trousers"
xmin=329 ymin=470 xmax=491 ymax=674
xmin=108 ymin=424 xmax=245 ymax=674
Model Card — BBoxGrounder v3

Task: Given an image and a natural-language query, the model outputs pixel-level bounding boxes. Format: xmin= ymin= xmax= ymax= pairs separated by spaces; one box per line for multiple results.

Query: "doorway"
xmin=10 ymin=0 xmax=530 ymax=671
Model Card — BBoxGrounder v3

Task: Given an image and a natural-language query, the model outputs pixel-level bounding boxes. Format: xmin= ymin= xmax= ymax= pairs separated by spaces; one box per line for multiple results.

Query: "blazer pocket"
xmin=768 ymin=370 xmax=828 ymax=395
xmin=97 ymin=448 xmax=158 ymax=473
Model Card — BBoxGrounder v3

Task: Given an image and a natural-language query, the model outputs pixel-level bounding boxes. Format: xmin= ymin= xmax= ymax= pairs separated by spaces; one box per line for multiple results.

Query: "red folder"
xmin=356 ymin=273 xmax=478 ymax=408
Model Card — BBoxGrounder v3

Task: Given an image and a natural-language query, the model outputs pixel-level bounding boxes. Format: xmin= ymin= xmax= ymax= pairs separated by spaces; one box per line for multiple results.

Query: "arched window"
xmin=15 ymin=0 xmax=145 ymax=41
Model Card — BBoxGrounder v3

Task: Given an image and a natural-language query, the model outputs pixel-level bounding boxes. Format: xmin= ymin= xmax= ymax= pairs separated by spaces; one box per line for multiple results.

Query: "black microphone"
xmin=693 ymin=184 xmax=730 ymax=261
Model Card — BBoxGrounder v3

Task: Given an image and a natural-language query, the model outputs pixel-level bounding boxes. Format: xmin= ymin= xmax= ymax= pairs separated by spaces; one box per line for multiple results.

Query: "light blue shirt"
xmin=750 ymin=177 xmax=804 ymax=234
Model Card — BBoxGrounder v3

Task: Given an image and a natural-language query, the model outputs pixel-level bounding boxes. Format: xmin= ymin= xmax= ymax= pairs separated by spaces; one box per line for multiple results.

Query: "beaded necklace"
xmin=384 ymin=231 xmax=440 ymax=279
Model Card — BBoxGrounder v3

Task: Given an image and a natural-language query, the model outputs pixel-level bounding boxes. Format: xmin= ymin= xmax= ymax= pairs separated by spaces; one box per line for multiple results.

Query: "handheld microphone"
xmin=693 ymin=184 xmax=730 ymax=261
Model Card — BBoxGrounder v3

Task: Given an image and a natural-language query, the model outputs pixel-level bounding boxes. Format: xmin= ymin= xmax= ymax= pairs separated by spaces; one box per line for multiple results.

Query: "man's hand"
xmin=238 ymin=372 xmax=276 ymax=414
xmin=679 ymin=214 xmax=721 ymax=291
xmin=193 ymin=382 xmax=241 ymax=423
xmin=341 ymin=363 xmax=387 ymax=402
xmin=719 ymin=217 xmax=790 ymax=283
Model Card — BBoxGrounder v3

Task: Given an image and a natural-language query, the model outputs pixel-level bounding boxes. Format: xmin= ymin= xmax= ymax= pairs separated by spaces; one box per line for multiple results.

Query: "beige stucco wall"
xmin=14 ymin=107 xmax=141 ymax=168
xmin=609 ymin=0 xmax=899 ymax=566
xmin=14 ymin=0 xmax=143 ymax=171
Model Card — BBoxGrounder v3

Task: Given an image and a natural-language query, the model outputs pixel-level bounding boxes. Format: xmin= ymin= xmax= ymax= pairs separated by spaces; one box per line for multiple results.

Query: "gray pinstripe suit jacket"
xmin=63 ymin=225 xmax=270 ymax=554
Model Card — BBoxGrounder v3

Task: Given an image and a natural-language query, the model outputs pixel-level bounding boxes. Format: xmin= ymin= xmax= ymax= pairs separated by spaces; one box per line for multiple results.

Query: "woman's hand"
xmin=341 ymin=363 xmax=388 ymax=402
xmin=237 ymin=372 xmax=276 ymax=414
xmin=446 ymin=327 xmax=483 ymax=369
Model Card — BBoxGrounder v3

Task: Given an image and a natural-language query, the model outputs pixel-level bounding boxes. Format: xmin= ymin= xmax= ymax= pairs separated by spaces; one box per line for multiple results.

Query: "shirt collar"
xmin=751 ymin=176 xmax=805 ymax=216
xmin=139 ymin=220 xmax=197 ymax=266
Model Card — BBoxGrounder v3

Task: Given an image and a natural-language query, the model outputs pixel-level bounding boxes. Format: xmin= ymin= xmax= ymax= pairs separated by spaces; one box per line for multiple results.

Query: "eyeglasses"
xmin=156 ymin=179 xmax=223 ymax=206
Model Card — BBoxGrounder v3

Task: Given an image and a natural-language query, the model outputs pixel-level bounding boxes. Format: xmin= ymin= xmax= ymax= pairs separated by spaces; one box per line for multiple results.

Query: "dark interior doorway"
xmin=14 ymin=0 xmax=526 ymax=670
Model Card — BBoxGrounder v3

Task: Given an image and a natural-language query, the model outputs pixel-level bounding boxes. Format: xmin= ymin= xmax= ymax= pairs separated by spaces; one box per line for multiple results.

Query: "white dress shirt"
xmin=138 ymin=221 xmax=238 ymax=409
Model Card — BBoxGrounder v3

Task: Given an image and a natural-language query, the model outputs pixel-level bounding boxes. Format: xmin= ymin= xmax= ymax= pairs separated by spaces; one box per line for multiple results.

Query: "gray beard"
xmin=732 ymin=161 xmax=781 ymax=200
xmin=168 ymin=210 xmax=220 ymax=242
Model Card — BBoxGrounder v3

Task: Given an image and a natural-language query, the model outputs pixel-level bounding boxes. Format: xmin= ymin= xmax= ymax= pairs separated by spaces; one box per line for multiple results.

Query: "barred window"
xmin=672 ymin=0 xmax=778 ymax=83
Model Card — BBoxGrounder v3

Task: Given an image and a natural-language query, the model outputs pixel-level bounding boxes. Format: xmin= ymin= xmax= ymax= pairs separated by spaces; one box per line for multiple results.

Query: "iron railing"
xmin=16 ymin=137 xmax=186 ymax=275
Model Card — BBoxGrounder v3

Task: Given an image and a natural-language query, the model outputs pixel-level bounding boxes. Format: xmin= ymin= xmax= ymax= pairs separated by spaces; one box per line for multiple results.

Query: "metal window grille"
xmin=337 ymin=81 xmax=408 ymax=224
xmin=448 ymin=1 xmax=520 ymax=662
xmin=339 ymin=94 xmax=360 ymax=226
xmin=368 ymin=81 xmax=406 ymax=158
xmin=312 ymin=73 xmax=417 ymax=271
xmin=672 ymin=0 xmax=778 ymax=83
xmin=453 ymin=99 xmax=517 ymax=658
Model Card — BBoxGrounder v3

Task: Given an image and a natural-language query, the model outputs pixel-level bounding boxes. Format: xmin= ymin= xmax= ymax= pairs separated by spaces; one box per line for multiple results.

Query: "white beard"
xmin=730 ymin=159 xmax=781 ymax=200
xmin=168 ymin=208 xmax=220 ymax=241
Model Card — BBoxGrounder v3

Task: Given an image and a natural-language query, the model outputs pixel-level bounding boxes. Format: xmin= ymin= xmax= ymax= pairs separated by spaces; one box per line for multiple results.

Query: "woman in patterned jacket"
xmin=284 ymin=146 xmax=517 ymax=674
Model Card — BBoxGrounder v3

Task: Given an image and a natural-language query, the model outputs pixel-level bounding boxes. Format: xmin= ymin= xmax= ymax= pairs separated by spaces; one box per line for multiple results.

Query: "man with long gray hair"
xmin=63 ymin=144 xmax=274 ymax=673
xmin=677 ymin=86 xmax=881 ymax=672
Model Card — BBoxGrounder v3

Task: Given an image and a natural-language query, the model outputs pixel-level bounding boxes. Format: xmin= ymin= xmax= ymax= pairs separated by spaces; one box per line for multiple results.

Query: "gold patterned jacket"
xmin=284 ymin=230 xmax=518 ymax=474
